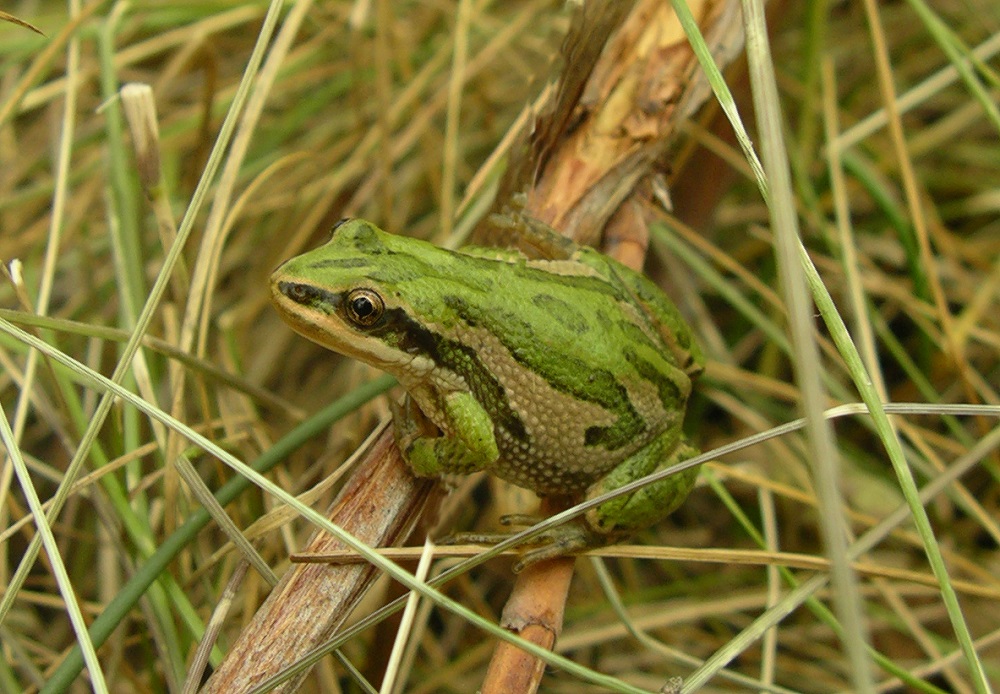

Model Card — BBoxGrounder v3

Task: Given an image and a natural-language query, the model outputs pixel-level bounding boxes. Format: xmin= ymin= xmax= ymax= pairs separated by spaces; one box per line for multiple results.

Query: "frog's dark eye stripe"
xmin=278 ymin=281 xmax=337 ymax=311
xmin=345 ymin=288 xmax=384 ymax=327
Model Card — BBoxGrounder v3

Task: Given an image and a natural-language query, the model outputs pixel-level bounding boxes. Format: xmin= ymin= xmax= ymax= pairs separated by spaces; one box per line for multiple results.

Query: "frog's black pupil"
xmin=352 ymin=296 xmax=373 ymax=317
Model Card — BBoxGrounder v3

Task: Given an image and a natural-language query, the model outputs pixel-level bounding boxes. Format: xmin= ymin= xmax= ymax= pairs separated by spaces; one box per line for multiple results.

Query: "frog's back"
xmin=415 ymin=249 xmax=693 ymax=493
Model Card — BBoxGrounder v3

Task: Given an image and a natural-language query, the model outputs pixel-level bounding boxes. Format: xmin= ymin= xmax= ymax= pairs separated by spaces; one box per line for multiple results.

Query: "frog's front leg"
xmin=392 ymin=390 xmax=500 ymax=477
xmin=514 ymin=428 xmax=701 ymax=569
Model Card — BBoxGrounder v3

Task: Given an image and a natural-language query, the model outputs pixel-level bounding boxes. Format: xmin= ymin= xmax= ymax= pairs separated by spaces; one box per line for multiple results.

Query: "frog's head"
xmin=269 ymin=219 xmax=447 ymax=376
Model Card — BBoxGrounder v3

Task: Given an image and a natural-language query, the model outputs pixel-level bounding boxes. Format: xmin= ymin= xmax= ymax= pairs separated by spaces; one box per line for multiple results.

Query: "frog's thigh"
xmin=402 ymin=391 xmax=499 ymax=477
xmin=585 ymin=431 xmax=700 ymax=535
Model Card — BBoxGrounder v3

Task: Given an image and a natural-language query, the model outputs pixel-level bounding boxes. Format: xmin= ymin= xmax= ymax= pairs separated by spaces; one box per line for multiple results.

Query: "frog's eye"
xmin=330 ymin=218 xmax=351 ymax=237
xmin=345 ymin=288 xmax=384 ymax=327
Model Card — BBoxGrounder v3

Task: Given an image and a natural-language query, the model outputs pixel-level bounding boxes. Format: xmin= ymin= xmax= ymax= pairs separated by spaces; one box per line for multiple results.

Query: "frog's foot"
xmin=390 ymin=392 xmax=499 ymax=477
xmin=443 ymin=516 xmax=618 ymax=572
xmin=390 ymin=395 xmax=439 ymax=449
xmin=508 ymin=523 xmax=608 ymax=572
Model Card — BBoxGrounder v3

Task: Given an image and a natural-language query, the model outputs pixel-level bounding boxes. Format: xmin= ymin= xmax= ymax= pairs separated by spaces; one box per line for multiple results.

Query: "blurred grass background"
xmin=0 ymin=0 xmax=998 ymax=692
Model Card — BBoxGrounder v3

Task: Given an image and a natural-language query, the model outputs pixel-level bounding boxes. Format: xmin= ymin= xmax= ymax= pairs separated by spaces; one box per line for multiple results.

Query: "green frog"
xmin=270 ymin=211 xmax=705 ymax=567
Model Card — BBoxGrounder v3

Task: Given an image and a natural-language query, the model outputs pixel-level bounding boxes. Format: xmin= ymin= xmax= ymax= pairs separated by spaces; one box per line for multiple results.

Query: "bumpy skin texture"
xmin=270 ymin=217 xmax=704 ymax=561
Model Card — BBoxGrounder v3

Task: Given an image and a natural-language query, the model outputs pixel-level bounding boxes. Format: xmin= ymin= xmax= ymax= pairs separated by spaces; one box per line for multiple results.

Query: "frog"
xmin=269 ymin=210 xmax=705 ymax=569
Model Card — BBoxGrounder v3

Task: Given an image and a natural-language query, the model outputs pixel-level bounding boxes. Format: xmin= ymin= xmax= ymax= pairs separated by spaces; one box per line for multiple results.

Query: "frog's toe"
xmin=438 ymin=530 xmax=510 ymax=546
xmin=510 ymin=526 xmax=594 ymax=572
xmin=498 ymin=513 xmax=544 ymax=527
xmin=440 ymin=521 xmax=603 ymax=572
xmin=438 ymin=514 xmax=551 ymax=545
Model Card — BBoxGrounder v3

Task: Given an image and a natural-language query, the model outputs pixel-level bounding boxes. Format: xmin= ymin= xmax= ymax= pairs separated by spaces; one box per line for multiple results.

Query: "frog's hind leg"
xmin=611 ymin=262 xmax=706 ymax=379
xmin=583 ymin=432 xmax=701 ymax=540
xmin=507 ymin=431 xmax=702 ymax=570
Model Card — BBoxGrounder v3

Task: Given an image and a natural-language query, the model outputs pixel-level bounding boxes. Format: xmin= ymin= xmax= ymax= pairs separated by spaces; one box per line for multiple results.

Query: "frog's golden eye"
xmin=330 ymin=218 xmax=351 ymax=237
xmin=345 ymin=288 xmax=384 ymax=327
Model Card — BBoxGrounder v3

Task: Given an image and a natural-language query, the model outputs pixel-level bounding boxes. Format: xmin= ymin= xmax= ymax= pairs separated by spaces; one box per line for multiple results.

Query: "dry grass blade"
xmin=1 ymin=1 xmax=997 ymax=692
xmin=0 ymin=10 xmax=44 ymax=36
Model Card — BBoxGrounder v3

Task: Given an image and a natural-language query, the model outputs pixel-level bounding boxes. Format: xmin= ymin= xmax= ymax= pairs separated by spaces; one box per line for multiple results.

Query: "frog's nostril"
xmin=279 ymin=282 xmax=311 ymax=303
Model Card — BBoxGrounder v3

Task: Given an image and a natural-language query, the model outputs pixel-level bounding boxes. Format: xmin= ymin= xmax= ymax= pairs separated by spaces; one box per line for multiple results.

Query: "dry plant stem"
xmin=201 ymin=433 xmax=437 ymax=693
xmin=478 ymin=1 xmax=743 ymax=692
xmin=486 ymin=0 xmax=743 ymax=249
xmin=481 ymin=499 xmax=575 ymax=694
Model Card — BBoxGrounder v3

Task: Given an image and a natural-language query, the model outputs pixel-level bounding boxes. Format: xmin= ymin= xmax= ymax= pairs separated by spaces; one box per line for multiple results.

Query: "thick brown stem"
xmin=202 ymin=434 xmax=437 ymax=693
